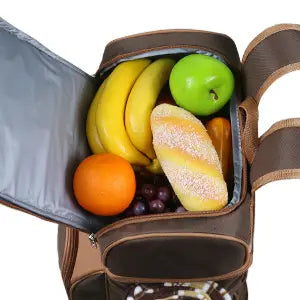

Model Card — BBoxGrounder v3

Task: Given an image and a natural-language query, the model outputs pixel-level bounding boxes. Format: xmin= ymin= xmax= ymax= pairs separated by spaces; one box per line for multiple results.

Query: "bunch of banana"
xmin=86 ymin=57 xmax=175 ymax=172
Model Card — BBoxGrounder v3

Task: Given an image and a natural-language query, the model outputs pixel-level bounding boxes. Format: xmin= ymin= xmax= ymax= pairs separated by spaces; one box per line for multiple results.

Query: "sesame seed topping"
xmin=162 ymin=160 xmax=227 ymax=203
xmin=152 ymin=122 xmax=221 ymax=171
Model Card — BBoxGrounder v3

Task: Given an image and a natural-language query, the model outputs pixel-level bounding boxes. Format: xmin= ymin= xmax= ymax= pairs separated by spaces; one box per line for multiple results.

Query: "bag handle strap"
xmin=242 ymin=23 xmax=300 ymax=103
xmin=240 ymin=24 xmax=300 ymax=191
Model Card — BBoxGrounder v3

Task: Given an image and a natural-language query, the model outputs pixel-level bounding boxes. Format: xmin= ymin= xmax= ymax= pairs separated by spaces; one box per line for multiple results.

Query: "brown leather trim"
xmin=256 ymin=62 xmax=300 ymax=102
xmin=58 ymin=224 xmax=66 ymax=268
xmin=71 ymin=231 xmax=104 ymax=285
xmin=95 ymin=183 xmax=248 ymax=241
xmin=243 ymin=27 xmax=300 ymax=100
xmin=102 ymin=233 xmax=252 ymax=283
xmin=105 ymin=255 xmax=252 ymax=284
xmin=239 ymin=97 xmax=259 ymax=164
xmin=97 ymin=193 xmax=252 ymax=257
xmin=0 ymin=197 xmax=58 ymax=224
xmin=61 ymin=227 xmax=79 ymax=290
xmin=99 ymin=29 xmax=240 ymax=75
xmin=260 ymin=118 xmax=300 ymax=141
xmin=249 ymin=193 xmax=255 ymax=252
xmin=252 ymin=169 xmax=300 ymax=192
xmin=106 ymin=29 xmax=234 ymax=47
xmin=242 ymin=24 xmax=300 ymax=63
xmin=69 ymin=271 xmax=105 ymax=300
xmin=99 ymin=45 xmax=237 ymax=74
xmin=250 ymin=126 xmax=300 ymax=184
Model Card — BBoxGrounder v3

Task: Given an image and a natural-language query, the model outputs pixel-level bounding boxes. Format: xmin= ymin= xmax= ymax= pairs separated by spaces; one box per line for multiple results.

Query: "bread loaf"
xmin=151 ymin=104 xmax=228 ymax=211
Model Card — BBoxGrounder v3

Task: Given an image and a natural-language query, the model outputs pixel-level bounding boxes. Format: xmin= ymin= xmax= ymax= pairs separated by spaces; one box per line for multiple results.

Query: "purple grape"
xmin=141 ymin=184 xmax=157 ymax=201
xmin=175 ymin=206 xmax=186 ymax=213
xmin=133 ymin=201 xmax=147 ymax=216
xmin=171 ymin=193 xmax=180 ymax=206
xmin=135 ymin=189 xmax=142 ymax=197
xmin=124 ymin=206 xmax=134 ymax=217
xmin=134 ymin=195 xmax=144 ymax=202
xmin=157 ymin=186 xmax=171 ymax=203
xmin=149 ymin=199 xmax=165 ymax=214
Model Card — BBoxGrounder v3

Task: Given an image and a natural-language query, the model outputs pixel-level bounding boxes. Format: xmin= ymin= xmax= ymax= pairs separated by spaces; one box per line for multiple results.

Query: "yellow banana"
xmin=125 ymin=58 xmax=175 ymax=159
xmin=145 ymin=158 xmax=164 ymax=174
xmin=96 ymin=59 xmax=151 ymax=166
xmin=86 ymin=79 xmax=107 ymax=154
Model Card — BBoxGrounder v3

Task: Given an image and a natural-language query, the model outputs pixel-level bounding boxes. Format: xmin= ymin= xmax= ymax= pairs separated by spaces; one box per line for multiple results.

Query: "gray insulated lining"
xmin=102 ymin=50 xmax=242 ymax=208
xmin=0 ymin=18 xmax=110 ymax=232
xmin=0 ymin=18 xmax=242 ymax=233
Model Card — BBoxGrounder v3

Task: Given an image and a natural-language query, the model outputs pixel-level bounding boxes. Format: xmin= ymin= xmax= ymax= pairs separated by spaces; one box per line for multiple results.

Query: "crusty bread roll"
xmin=151 ymin=104 xmax=228 ymax=211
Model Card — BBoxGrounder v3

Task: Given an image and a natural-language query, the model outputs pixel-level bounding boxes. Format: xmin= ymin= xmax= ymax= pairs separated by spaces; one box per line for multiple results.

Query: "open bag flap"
xmin=0 ymin=18 xmax=109 ymax=232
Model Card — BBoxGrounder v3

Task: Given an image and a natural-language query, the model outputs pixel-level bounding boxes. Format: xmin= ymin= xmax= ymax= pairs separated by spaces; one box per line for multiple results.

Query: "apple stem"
xmin=210 ymin=89 xmax=219 ymax=101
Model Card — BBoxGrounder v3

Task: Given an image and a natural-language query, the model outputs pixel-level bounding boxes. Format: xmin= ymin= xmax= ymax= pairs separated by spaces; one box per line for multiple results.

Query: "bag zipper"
xmin=89 ymin=233 xmax=98 ymax=249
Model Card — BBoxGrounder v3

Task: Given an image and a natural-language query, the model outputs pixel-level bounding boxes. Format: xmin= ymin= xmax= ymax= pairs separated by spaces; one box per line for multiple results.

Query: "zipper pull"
xmin=89 ymin=233 xmax=98 ymax=249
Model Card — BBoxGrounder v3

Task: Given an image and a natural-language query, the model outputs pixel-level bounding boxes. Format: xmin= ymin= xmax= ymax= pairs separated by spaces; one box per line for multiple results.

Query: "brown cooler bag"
xmin=1 ymin=17 xmax=300 ymax=299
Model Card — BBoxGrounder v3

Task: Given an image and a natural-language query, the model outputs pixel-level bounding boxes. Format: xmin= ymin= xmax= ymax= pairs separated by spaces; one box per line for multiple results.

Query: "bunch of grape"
xmin=124 ymin=175 xmax=186 ymax=217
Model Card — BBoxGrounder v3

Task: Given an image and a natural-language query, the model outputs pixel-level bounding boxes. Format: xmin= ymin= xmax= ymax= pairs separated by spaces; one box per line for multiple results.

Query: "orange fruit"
xmin=73 ymin=153 xmax=136 ymax=216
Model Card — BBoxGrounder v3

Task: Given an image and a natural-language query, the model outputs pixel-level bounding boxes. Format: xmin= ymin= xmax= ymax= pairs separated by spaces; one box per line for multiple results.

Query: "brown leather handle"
xmin=251 ymin=119 xmax=300 ymax=192
xmin=241 ymin=24 xmax=300 ymax=191
xmin=239 ymin=99 xmax=300 ymax=191
xmin=243 ymin=24 xmax=300 ymax=103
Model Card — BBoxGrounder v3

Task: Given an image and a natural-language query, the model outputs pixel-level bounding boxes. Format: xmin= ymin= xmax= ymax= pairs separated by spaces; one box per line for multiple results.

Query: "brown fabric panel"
xmin=99 ymin=30 xmax=240 ymax=73
xmin=235 ymin=283 xmax=248 ymax=300
xmin=97 ymin=194 xmax=251 ymax=255
xmin=242 ymin=24 xmax=300 ymax=63
xmin=60 ymin=227 xmax=79 ymax=291
xmin=243 ymin=29 xmax=300 ymax=100
xmin=216 ymin=274 xmax=248 ymax=299
xmin=252 ymin=169 xmax=300 ymax=193
xmin=57 ymin=224 xmax=66 ymax=269
xmin=106 ymin=278 xmax=128 ymax=300
xmin=71 ymin=231 xmax=104 ymax=285
xmin=71 ymin=273 xmax=106 ymax=300
xmin=251 ymin=127 xmax=300 ymax=184
xmin=260 ymin=118 xmax=300 ymax=141
xmin=105 ymin=235 xmax=247 ymax=280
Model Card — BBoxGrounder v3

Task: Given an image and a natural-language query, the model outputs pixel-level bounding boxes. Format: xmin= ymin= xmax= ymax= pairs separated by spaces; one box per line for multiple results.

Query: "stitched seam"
xmin=260 ymin=118 xmax=300 ymax=141
xmin=101 ymin=233 xmax=251 ymax=283
xmin=69 ymin=270 xmax=106 ymax=300
xmin=105 ymin=255 xmax=252 ymax=284
xmin=105 ymin=29 xmax=231 ymax=47
xmin=95 ymin=171 xmax=249 ymax=240
xmin=62 ymin=228 xmax=79 ymax=290
xmin=103 ymin=232 xmax=250 ymax=259
xmin=99 ymin=45 xmax=233 ymax=73
xmin=249 ymin=194 xmax=255 ymax=252
xmin=256 ymin=62 xmax=300 ymax=102
xmin=0 ymin=192 xmax=93 ymax=230
xmin=252 ymin=169 xmax=300 ymax=192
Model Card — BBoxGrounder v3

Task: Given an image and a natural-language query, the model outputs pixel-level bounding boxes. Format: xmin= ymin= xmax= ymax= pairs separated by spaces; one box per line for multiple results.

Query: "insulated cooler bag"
xmin=1 ymin=18 xmax=300 ymax=299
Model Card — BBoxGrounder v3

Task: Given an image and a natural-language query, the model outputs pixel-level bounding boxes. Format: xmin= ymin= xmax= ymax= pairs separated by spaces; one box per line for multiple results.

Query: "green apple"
xmin=169 ymin=54 xmax=234 ymax=116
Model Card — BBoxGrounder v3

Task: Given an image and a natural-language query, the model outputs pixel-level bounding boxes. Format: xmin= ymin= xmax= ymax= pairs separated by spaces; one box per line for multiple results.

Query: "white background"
xmin=1 ymin=1 xmax=300 ymax=299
